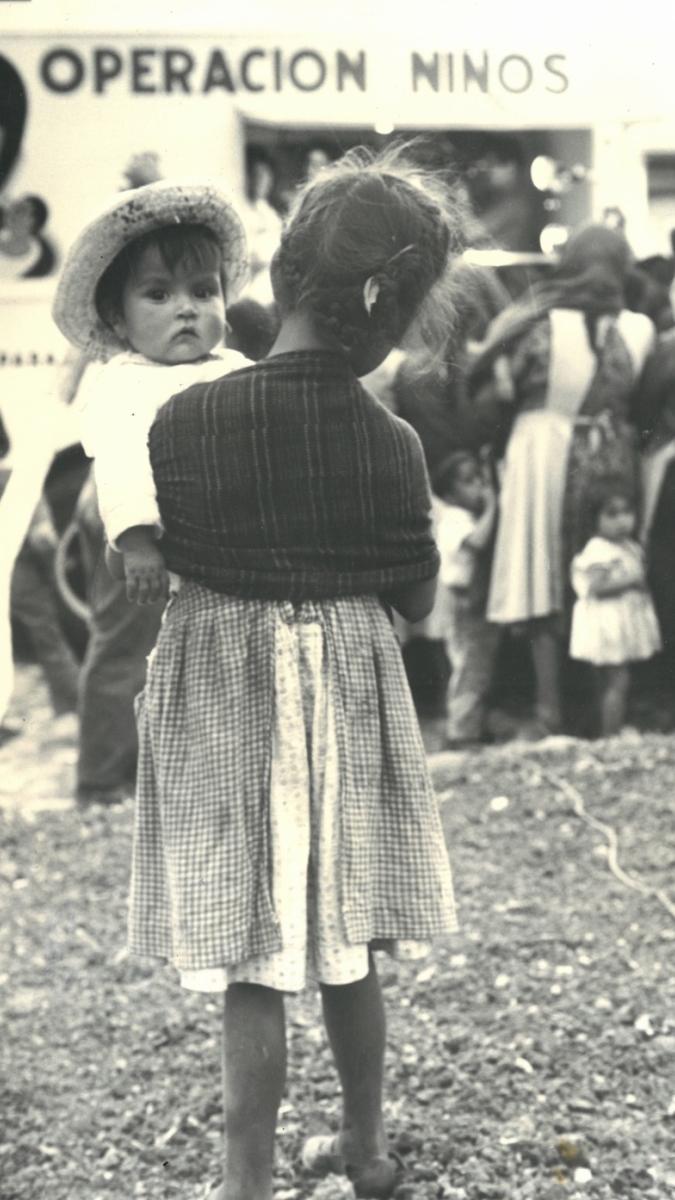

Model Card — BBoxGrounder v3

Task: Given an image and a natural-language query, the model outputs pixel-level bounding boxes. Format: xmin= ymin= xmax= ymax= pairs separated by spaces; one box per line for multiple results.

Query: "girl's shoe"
xmin=302 ymin=1135 xmax=404 ymax=1199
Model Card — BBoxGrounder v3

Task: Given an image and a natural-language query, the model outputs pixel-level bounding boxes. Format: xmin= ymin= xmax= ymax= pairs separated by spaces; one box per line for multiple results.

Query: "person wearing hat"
xmin=52 ymin=179 xmax=250 ymax=607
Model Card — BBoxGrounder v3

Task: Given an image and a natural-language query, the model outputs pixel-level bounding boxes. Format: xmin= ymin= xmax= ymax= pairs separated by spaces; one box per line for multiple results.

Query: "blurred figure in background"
xmin=469 ymin=224 xmax=654 ymax=736
xmin=569 ymin=481 xmax=661 ymax=736
xmin=432 ymin=450 xmax=500 ymax=748
xmin=1 ymin=431 xmax=78 ymax=732
xmin=388 ymin=260 xmax=509 ymax=716
xmin=303 ymin=142 xmax=332 ymax=182
xmin=74 ymin=471 xmax=162 ymax=805
xmin=465 ymin=133 xmax=545 ymax=253
xmin=241 ymin=145 xmax=283 ymax=306
xmin=638 ymin=327 xmax=675 ymax=723
xmin=0 ymin=54 xmax=27 ymax=192
xmin=626 ymin=256 xmax=675 ymax=333
xmin=391 ymin=261 xmax=510 ymax=471
xmin=0 ymin=193 xmax=57 ymax=279
xmin=226 ymin=295 xmax=279 ymax=362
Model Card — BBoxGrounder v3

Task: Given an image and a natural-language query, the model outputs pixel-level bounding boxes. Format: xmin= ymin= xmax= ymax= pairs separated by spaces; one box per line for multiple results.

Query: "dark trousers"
xmin=76 ymin=474 xmax=163 ymax=792
xmin=11 ymin=543 xmax=79 ymax=715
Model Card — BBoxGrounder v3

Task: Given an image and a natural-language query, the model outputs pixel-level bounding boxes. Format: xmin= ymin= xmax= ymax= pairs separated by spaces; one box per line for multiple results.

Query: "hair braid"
xmin=272 ymin=142 xmax=467 ymax=363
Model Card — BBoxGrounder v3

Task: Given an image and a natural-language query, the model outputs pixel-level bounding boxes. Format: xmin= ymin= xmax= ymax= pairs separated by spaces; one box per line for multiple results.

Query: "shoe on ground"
xmin=302 ymin=1134 xmax=404 ymax=1199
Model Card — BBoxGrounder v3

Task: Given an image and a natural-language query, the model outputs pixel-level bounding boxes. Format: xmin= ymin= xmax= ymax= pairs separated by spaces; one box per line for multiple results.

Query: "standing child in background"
xmin=569 ymin=482 xmax=661 ymax=736
xmin=120 ymin=145 xmax=463 ymax=1200
xmin=432 ymin=450 xmax=499 ymax=748
xmin=52 ymin=179 xmax=250 ymax=607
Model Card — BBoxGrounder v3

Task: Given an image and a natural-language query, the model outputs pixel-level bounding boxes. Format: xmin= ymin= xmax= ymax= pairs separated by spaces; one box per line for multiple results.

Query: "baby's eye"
xmin=193 ymin=283 xmax=218 ymax=299
xmin=145 ymin=288 xmax=168 ymax=301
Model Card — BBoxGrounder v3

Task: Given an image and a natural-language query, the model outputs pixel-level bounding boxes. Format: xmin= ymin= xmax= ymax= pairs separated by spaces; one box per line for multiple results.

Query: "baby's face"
xmin=113 ymin=244 xmax=225 ymax=364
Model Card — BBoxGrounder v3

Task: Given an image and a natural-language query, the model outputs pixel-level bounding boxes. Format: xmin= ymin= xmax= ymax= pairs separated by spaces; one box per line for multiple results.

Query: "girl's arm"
xmin=463 ymin=486 xmax=497 ymax=552
xmin=586 ymin=561 xmax=644 ymax=597
xmin=381 ymin=575 xmax=438 ymax=622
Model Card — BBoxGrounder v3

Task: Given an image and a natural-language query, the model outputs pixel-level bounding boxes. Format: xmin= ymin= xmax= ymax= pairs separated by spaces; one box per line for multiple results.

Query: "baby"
xmin=52 ymin=179 xmax=250 ymax=602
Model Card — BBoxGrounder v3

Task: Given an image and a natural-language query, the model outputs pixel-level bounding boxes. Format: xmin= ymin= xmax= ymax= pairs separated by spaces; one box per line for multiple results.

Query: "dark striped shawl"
xmin=148 ymin=350 xmax=439 ymax=601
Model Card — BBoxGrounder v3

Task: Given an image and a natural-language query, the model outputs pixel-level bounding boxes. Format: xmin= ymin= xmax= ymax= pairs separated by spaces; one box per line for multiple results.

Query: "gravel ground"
xmin=1 ymin=667 xmax=674 ymax=1200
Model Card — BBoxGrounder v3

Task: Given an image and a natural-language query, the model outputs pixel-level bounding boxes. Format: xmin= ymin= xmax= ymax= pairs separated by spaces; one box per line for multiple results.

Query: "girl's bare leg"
xmin=597 ymin=664 xmax=630 ymax=736
xmin=319 ymin=953 xmax=388 ymax=1164
xmin=221 ymin=982 xmax=286 ymax=1200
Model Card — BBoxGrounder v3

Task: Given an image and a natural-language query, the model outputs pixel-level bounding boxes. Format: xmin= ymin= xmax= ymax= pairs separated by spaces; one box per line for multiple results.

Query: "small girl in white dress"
xmin=570 ymin=483 xmax=661 ymax=735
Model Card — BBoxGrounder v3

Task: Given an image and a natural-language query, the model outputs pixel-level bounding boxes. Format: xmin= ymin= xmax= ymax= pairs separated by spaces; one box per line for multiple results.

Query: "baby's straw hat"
xmin=52 ymin=179 xmax=249 ymax=357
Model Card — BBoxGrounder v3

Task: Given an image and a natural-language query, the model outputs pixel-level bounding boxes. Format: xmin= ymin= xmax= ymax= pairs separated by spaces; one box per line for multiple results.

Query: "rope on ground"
xmin=541 ymin=764 xmax=675 ymax=924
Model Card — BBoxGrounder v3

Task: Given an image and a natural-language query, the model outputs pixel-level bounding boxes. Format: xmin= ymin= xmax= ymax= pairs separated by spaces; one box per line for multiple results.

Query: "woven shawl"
xmin=149 ymin=350 xmax=439 ymax=601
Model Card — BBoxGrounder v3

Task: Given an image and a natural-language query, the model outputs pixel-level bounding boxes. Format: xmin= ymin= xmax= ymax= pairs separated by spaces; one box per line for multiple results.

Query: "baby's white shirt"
xmin=76 ymin=349 xmax=249 ymax=547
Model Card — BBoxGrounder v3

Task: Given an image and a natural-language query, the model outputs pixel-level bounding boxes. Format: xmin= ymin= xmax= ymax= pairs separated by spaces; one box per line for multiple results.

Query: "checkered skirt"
xmin=128 ymin=583 xmax=457 ymax=972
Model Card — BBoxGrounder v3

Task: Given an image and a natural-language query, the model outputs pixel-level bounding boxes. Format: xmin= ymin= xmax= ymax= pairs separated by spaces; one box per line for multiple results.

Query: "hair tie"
xmin=385 ymin=244 xmax=415 ymax=268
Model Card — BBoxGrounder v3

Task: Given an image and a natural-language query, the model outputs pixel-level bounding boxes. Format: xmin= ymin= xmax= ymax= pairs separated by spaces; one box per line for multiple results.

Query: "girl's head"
xmin=271 ymin=144 xmax=465 ymax=375
xmin=95 ymin=224 xmax=226 ymax=364
xmin=433 ymin=451 xmax=484 ymax=514
xmin=588 ymin=480 xmax=636 ymax=542
xmin=52 ymin=180 xmax=248 ymax=359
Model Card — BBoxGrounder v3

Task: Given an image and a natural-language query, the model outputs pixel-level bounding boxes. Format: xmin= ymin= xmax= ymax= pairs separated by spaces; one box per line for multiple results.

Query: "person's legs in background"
xmin=444 ymin=602 xmax=501 ymax=747
xmin=527 ymin=615 xmax=564 ymax=734
xmin=595 ymin=663 xmax=630 ymax=736
xmin=10 ymin=541 xmax=79 ymax=719
xmin=75 ymin=473 xmax=162 ymax=804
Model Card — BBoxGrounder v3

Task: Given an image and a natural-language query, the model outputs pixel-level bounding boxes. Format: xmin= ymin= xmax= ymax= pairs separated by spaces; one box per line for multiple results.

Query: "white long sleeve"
xmin=76 ymin=350 xmax=249 ymax=547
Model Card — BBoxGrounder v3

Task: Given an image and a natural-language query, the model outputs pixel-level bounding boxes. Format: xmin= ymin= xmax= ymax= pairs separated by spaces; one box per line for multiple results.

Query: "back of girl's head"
xmin=273 ymin=143 xmax=467 ymax=365
xmin=95 ymin=223 xmax=223 ymax=325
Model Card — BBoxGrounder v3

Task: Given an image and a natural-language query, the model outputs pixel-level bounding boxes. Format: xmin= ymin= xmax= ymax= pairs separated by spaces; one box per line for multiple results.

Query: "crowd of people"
xmin=7 ymin=144 xmax=675 ymax=775
xmin=3 ymin=136 xmax=675 ymax=1200
xmin=392 ymin=224 xmax=675 ymax=745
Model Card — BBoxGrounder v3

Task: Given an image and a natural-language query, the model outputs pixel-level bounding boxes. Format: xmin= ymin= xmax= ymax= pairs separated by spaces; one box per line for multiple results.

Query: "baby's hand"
xmin=119 ymin=540 xmax=168 ymax=605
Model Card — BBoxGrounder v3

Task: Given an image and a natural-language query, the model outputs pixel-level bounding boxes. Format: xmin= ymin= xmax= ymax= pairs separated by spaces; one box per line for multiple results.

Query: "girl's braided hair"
xmin=273 ymin=142 xmax=468 ymax=363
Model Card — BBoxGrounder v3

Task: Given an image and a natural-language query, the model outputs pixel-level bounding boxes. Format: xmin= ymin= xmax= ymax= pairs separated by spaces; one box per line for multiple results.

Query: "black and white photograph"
xmin=1 ymin=2 xmax=674 ymax=1198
